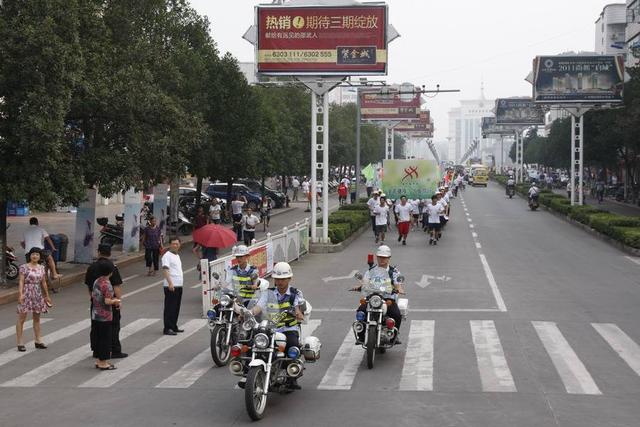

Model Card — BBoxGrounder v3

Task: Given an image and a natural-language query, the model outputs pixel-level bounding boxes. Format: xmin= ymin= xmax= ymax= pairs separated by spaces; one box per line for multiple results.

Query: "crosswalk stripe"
xmin=532 ymin=321 xmax=601 ymax=395
xmin=1 ymin=318 xmax=158 ymax=387
xmin=155 ymin=348 xmax=212 ymax=389
xmin=317 ymin=328 xmax=363 ymax=390
xmin=79 ymin=319 xmax=206 ymax=388
xmin=470 ymin=320 xmax=516 ymax=392
xmin=0 ymin=319 xmax=52 ymax=340
xmin=301 ymin=319 xmax=322 ymax=339
xmin=0 ymin=319 xmax=90 ymax=369
xmin=399 ymin=320 xmax=434 ymax=391
xmin=593 ymin=323 xmax=640 ymax=377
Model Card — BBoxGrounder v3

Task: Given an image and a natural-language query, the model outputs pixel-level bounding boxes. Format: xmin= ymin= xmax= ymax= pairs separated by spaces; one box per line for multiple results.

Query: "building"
xmin=327 ymin=86 xmax=358 ymax=105
xmin=626 ymin=0 xmax=640 ymax=65
xmin=238 ymin=62 xmax=257 ymax=84
xmin=595 ymin=4 xmax=627 ymax=55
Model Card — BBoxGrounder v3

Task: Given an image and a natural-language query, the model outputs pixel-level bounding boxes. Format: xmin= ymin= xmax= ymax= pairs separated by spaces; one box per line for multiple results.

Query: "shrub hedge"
xmin=492 ymin=174 xmax=640 ymax=249
xmin=321 ymin=203 xmax=372 ymax=243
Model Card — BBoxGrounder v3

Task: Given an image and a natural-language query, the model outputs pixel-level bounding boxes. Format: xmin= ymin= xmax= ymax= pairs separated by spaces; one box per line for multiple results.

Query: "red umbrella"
xmin=192 ymin=224 xmax=238 ymax=248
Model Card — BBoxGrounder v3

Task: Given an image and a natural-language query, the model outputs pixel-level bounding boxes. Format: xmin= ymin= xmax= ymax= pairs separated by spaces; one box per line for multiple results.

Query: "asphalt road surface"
xmin=1 ymin=182 xmax=639 ymax=427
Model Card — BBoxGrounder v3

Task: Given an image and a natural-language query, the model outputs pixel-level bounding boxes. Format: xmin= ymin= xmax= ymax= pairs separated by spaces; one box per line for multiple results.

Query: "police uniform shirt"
xmin=85 ymin=257 xmax=123 ymax=293
xmin=256 ymin=286 xmax=300 ymax=333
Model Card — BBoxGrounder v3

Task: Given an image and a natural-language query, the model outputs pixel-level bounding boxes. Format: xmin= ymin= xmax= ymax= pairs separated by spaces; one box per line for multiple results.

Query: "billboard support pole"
xmin=500 ymin=137 xmax=504 ymax=174
xmin=566 ymin=107 xmax=589 ymax=206
xmin=514 ymin=131 xmax=520 ymax=184
xmin=310 ymin=91 xmax=318 ymax=242
xmin=518 ymin=130 xmax=524 ymax=184
xmin=322 ymin=94 xmax=330 ymax=243
xmin=391 ymin=127 xmax=396 ymax=159
xmin=355 ymin=88 xmax=361 ymax=202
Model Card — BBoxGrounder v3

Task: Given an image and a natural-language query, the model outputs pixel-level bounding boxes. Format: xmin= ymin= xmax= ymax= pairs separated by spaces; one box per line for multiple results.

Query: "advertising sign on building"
xmin=360 ymin=88 xmax=421 ymax=121
xmin=495 ymin=98 xmax=545 ymax=125
xmin=381 ymin=159 xmax=439 ymax=200
xmin=256 ymin=5 xmax=387 ymax=75
xmin=532 ymin=55 xmax=624 ymax=103
xmin=481 ymin=117 xmax=515 ymax=137
xmin=394 ymin=110 xmax=433 ymax=132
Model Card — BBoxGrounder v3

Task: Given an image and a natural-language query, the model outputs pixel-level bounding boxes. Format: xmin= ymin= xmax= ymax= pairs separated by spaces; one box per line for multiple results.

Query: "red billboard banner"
xmin=229 ymin=244 xmax=269 ymax=277
xmin=360 ymin=89 xmax=421 ymax=121
xmin=256 ymin=5 xmax=387 ymax=75
xmin=394 ymin=110 xmax=432 ymax=132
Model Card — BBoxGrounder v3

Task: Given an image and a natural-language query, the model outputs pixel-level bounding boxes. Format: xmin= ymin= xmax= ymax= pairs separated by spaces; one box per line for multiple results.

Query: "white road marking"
xmin=191 ymin=283 xmax=202 ymax=289
xmin=593 ymin=323 xmax=640 ymax=377
xmin=0 ymin=319 xmax=91 ymax=368
xmin=533 ymin=321 xmax=601 ymax=395
xmin=156 ymin=348 xmax=212 ymax=389
xmin=399 ymin=320 xmax=434 ymax=391
xmin=123 ymin=267 xmax=196 ymax=298
xmin=469 ymin=224 xmax=475 ymax=229
xmin=475 ymin=242 xmax=482 ymax=249
xmin=79 ymin=319 xmax=206 ymax=388
xmin=301 ymin=319 xmax=322 ymax=339
xmin=317 ymin=328 xmax=363 ymax=390
xmin=0 ymin=319 xmax=52 ymax=340
xmin=624 ymin=256 xmax=640 ymax=266
xmin=122 ymin=274 xmax=139 ymax=282
xmin=313 ymin=308 xmax=500 ymax=313
xmin=2 ymin=319 xmax=157 ymax=387
xmin=471 ymin=232 xmax=478 ymax=238
xmin=467 ymin=218 xmax=472 ymax=222
xmin=470 ymin=320 xmax=516 ymax=392
xmin=478 ymin=254 xmax=507 ymax=312
xmin=322 ymin=270 xmax=359 ymax=283
xmin=465 ymin=212 xmax=470 ymax=216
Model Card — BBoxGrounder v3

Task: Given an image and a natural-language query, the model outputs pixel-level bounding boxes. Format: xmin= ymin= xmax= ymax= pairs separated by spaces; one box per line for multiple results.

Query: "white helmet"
xmin=272 ymin=261 xmax=293 ymax=279
xmin=233 ymin=245 xmax=250 ymax=257
xmin=376 ymin=245 xmax=392 ymax=258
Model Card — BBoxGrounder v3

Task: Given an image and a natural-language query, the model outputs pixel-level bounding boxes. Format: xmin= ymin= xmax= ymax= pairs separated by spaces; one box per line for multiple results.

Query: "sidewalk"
xmin=552 ymin=189 xmax=640 ymax=217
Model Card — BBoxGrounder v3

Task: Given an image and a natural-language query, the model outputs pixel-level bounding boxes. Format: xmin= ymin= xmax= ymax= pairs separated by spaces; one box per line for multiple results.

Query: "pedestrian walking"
xmin=15 ymin=247 xmax=52 ymax=352
xmin=259 ymin=196 xmax=272 ymax=231
xmin=367 ymin=191 xmax=380 ymax=239
xmin=338 ymin=182 xmax=348 ymax=206
xmin=162 ymin=237 xmax=183 ymax=335
xmin=242 ymin=208 xmax=261 ymax=246
xmin=373 ymin=195 xmax=390 ymax=244
xmin=365 ymin=177 xmax=373 ymax=198
xmin=91 ymin=259 xmax=121 ymax=370
xmin=85 ymin=244 xmax=127 ymax=359
xmin=349 ymin=178 xmax=357 ymax=203
xmin=425 ymin=195 xmax=442 ymax=245
xmin=21 ymin=217 xmax=61 ymax=280
xmin=209 ymin=199 xmax=222 ymax=224
xmin=193 ymin=205 xmax=209 ymax=230
xmin=292 ymin=177 xmax=300 ymax=201
xmin=394 ymin=196 xmax=414 ymax=245
xmin=302 ymin=178 xmax=310 ymax=211
xmin=141 ymin=216 xmax=163 ymax=276
xmin=231 ymin=195 xmax=247 ymax=241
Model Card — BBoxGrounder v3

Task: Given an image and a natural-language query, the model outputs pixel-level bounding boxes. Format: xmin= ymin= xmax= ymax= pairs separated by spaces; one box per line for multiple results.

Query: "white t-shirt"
xmin=23 ymin=225 xmax=48 ymax=250
xmin=209 ymin=204 xmax=221 ymax=220
xmin=292 ymin=178 xmax=300 ymax=189
xmin=162 ymin=251 xmax=183 ymax=287
xmin=367 ymin=197 xmax=379 ymax=215
xmin=242 ymin=214 xmax=260 ymax=231
xmin=373 ymin=205 xmax=389 ymax=226
xmin=425 ymin=204 xmax=441 ymax=223
xmin=231 ymin=200 xmax=245 ymax=215
xmin=341 ymin=178 xmax=350 ymax=187
xmin=394 ymin=203 xmax=414 ymax=222
xmin=301 ymin=181 xmax=310 ymax=193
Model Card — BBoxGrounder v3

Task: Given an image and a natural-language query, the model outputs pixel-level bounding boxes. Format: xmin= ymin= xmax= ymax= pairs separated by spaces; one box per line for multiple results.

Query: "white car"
xmin=527 ymin=169 xmax=539 ymax=180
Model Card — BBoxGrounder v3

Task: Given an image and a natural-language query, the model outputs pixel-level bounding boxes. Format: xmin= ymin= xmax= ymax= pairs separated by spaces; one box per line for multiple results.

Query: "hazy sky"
xmin=190 ymin=0 xmax=616 ymax=141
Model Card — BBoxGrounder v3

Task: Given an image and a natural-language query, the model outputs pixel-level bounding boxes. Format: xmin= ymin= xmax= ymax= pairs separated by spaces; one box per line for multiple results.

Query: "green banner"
xmin=382 ymin=159 xmax=439 ymax=200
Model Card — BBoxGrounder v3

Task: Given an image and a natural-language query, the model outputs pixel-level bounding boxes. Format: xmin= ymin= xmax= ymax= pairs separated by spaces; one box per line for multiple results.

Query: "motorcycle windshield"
xmin=362 ymin=266 xmax=395 ymax=300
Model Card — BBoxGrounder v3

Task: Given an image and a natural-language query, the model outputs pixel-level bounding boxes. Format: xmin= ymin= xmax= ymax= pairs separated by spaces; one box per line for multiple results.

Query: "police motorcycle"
xmin=228 ymin=282 xmax=320 ymax=420
xmin=352 ymin=266 xmax=407 ymax=369
xmin=206 ymin=271 xmax=268 ymax=367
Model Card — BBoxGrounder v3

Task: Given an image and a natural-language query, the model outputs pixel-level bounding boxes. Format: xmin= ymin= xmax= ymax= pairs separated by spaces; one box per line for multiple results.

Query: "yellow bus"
xmin=470 ymin=164 xmax=488 ymax=187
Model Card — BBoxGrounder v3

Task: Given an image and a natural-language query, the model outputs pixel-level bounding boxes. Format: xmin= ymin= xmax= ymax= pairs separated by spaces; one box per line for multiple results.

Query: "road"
xmin=0 ymin=182 xmax=639 ymax=427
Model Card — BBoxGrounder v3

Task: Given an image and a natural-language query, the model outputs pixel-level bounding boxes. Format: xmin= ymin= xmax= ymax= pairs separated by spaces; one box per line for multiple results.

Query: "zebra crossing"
xmin=0 ymin=316 xmax=639 ymax=395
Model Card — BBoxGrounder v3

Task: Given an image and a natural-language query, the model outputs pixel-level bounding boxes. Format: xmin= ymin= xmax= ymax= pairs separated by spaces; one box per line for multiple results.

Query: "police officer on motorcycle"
xmin=249 ymin=261 xmax=305 ymax=389
xmin=227 ymin=245 xmax=259 ymax=305
xmin=350 ymin=245 xmax=405 ymax=344
xmin=506 ymin=175 xmax=515 ymax=195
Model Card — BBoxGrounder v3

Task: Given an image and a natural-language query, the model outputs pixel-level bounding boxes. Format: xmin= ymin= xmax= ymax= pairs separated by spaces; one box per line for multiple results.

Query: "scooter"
xmin=5 ymin=246 xmax=19 ymax=280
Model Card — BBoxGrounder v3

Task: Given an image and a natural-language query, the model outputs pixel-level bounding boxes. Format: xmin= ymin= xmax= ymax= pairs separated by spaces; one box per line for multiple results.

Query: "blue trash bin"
xmin=45 ymin=234 xmax=62 ymax=263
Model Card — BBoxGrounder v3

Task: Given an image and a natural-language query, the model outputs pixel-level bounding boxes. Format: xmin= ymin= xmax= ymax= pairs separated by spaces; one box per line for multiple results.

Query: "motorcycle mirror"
xmin=250 ymin=272 xmax=259 ymax=281
xmin=211 ymin=272 xmax=220 ymax=280
xmin=395 ymin=275 xmax=406 ymax=284
xmin=258 ymin=278 xmax=269 ymax=291
xmin=354 ymin=272 xmax=363 ymax=281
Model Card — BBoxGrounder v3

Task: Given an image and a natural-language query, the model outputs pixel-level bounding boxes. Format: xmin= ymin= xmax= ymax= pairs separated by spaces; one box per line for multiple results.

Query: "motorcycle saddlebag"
xmin=302 ymin=336 xmax=321 ymax=362
xmin=397 ymin=298 xmax=409 ymax=317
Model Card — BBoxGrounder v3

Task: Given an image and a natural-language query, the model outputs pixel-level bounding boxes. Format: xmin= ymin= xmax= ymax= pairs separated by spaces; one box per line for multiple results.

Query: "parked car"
xmin=236 ymin=179 xmax=286 ymax=208
xmin=205 ymin=183 xmax=262 ymax=211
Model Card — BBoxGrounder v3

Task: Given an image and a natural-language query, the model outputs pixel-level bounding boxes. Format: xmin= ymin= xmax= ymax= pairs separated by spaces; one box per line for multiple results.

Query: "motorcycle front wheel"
xmin=6 ymin=262 xmax=19 ymax=280
xmin=210 ymin=324 xmax=231 ymax=367
xmin=366 ymin=325 xmax=377 ymax=369
xmin=245 ymin=366 xmax=268 ymax=421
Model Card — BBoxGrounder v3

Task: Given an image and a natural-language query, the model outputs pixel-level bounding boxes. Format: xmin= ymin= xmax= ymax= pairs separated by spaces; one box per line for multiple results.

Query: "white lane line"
xmin=593 ymin=323 xmax=640 ymax=377
xmin=624 ymin=256 xmax=640 ymax=266
xmin=469 ymin=224 xmax=475 ymax=229
xmin=467 ymin=218 xmax=472 ymax=222
xmin=471 ymin=232 xmax=478 ymax=238
xmin=478 ymin=254 xmax=507 ymax=312
xmin=470 ymin=320 xmax=516 ymax=392
xmin=2 ymin=319 xmax=158 ymax=387
xmin=313 ymin=308 xmax=500 ymax=313
xmin=190 ymin=283 xmax=202 ymax=289
xmin=0 ymin=319 xmax=91 ymax=368
xmin=475 ymin=242 xmax=482 ymax=249
xmin=79 ymin=319 xmax=206 ymax=388
xmin=317 ymin=328 xmax=363 ymax=390
xmin=532 ymin=321 xmax=601 ymax=395
xmin=0 ymin=319 xmax=52 ymax=340
xmin=123 ymin=267 xmax=197 ymax=298
xmin=399 ymin=320 xmax=434 ymax=391
xmin=301 ymin=319 xmax=322 ymax=338
xmin=465 ymin=212 xmax=470 ymax=216
xmin=156 ymin=348 xmax=211 ymax=389
xmin=122 ymin=274 xmax=139 ymax=282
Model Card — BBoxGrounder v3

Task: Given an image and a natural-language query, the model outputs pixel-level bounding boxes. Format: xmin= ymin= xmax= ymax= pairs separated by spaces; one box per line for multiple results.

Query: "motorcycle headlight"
xmin=220 ymin=295 xmax=232 ymax=307
xmin=242 ymin=318 xmax=256 ymax=331
xmin=369 ymin=295 xmax=383 ymax=309
xmin=254 ymin=333 xmax=269 ymax=349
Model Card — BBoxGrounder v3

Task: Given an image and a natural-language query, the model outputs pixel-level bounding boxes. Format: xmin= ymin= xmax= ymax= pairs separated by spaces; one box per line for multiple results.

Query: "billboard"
xmin=381 ymin=159 xmax=439 ymax=200
xmin=532 ymin=55 xmax=624 ymax=103
xmin=481 ymin=117 xmax=516 ymax=137
xmin=360 ymin=89 xmax=421 ymax=121
xmin=394 ymin=110 xmax=433 ymax=133
xmin=256 ymin=5 xmax=387 ymax=75
xmin=495 ymin=98 xmax=545 ymax=125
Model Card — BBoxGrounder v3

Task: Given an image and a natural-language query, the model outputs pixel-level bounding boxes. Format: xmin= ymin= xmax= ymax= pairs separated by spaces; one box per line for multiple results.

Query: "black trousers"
xmin=282 ymin=330 xmax=300 ymax=352
xmin=232 ymin=214 xmax=243 ymax=240
xmin=112 ymin=308 xmax=122 ymax=354
xmin=94 ymin=320 xmax=113 ymax=361
xmin=163 ymin=287 xmax=183 ymax=332
xmin=145 ymin=248 xmax=160 ymax=270
xmin=356 ymin=301 xmax=402 ymax=340
xmin=243 ymin=230 xmax=255 ymax=246
xmin=371 ymin=216 xmax=377 ymax=236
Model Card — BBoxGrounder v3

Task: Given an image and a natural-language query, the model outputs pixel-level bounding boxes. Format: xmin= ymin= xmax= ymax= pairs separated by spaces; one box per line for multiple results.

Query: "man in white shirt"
xmin=340 ymin=176 xmax=351 ymax=188
xmin=21 ymin=217 xmax=60 ymax=279
xmin=242 ymin=208 xmax=261 ymax=246
xmin=373 ymin=195 xmax=390 ymax=244
xmin=301 ymin=179 xmax=310 ymax=211
xmin=394 ymin=196 xmax=414 ymax=245
xmin=365 ymin=178 xmax=373 ymax=197
xmin=425 ymin=195 xmax=442 ymax=245
xmin=366 ymin=191 xmax=380 ymax=239
xmin=209 ymin=199 xmax=222 ymax=224
xmin=162 ymin=237 xmax=183 ymax=335
xmin=231 ymin=195 xmax=247 ymax=241
xmin=292 ymin=177 xmax=300 ymax=201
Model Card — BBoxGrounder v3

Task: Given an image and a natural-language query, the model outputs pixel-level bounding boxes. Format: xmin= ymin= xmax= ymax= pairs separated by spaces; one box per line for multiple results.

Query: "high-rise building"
xmin=595 ymin=4 xmax=627 ymax=55
xmin=626 ymin=0 xmax=640 ymax=65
